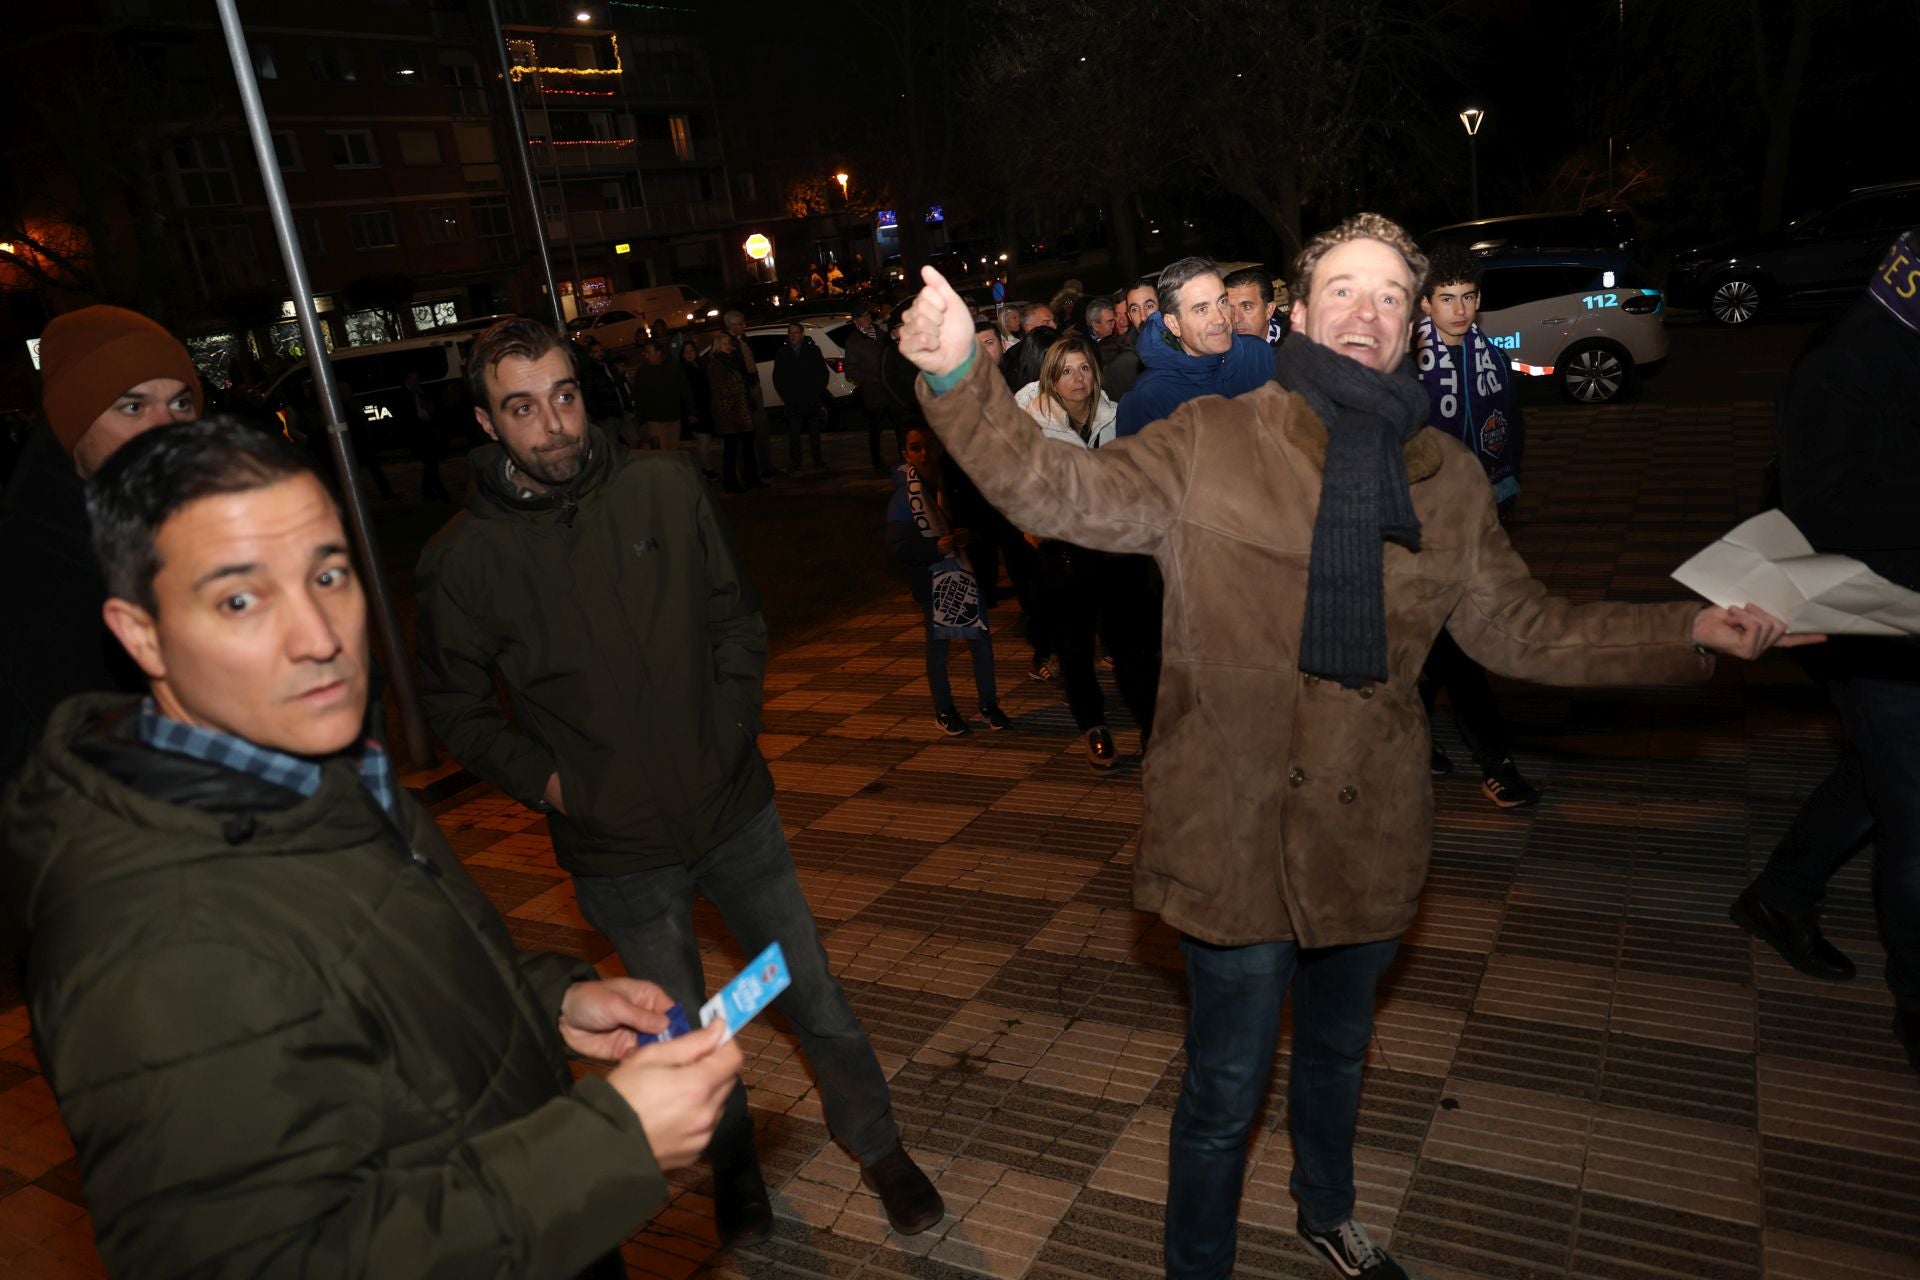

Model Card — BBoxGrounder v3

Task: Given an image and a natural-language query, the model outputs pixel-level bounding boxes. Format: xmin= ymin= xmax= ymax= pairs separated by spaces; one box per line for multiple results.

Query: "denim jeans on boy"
xmin=924 ymin=601 xmax=997 ymax=713
xmin=1165 ymin=935 xmax=1399 ymax=1279
xmin=571 ymin=800 xmax=900 ymax=1172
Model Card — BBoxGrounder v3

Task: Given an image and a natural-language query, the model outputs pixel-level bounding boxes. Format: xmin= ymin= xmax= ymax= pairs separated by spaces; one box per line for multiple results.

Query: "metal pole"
xmin=536 ymin=64 xmax=588 ymax=315
xmin=212 ymin=0 xmax=434 ymax=766
xmin=484 ymin=0 xmax=565 ymax=331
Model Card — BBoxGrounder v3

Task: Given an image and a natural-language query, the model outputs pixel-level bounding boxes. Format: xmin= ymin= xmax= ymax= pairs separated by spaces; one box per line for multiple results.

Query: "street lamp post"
xmin=1458 ymin=106 xmax=1486 ymax=219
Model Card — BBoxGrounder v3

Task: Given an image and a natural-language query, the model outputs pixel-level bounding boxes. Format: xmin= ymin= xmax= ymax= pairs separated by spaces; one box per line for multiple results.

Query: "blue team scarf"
xmin=1415 ymin=314 xmax=1518 ymax=503
xmin=1868 ymin=231 xmax=1920 ymax=333
xmin=887 ymin=463 xmax=988 ymax=639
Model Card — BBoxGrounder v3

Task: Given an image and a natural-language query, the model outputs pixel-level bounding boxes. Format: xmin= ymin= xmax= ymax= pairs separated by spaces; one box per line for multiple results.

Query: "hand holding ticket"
xmin=700 ymin=941 xmax=791 ymax=1042
xmin=636 ymin=941 xmax=792 ymax=1048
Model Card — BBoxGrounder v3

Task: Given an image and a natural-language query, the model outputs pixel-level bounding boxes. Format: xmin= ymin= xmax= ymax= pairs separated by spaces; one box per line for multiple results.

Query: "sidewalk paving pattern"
xmin=2 ymin=401 xmax=1918 ymax=1278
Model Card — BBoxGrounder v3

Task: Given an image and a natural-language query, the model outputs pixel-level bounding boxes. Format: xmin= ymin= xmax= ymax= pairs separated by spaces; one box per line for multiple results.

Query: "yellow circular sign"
xmin=743 ymin=233 xmax=772 ymax=261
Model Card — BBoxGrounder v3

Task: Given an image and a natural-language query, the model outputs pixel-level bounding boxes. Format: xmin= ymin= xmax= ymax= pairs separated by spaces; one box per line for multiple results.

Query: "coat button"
xmin=1288 ymin=767 xmax=1307 ymax=787
xmin=1359 ymin=684 xmax=1375 ymax=699
xmin=1339 ymin=785 xmax=1358 ymax=804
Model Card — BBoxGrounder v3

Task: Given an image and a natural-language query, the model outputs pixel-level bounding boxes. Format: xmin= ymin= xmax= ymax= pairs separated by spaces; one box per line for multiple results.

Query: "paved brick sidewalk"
xmin=3 ymin=401 xmax=1917 ymax=1278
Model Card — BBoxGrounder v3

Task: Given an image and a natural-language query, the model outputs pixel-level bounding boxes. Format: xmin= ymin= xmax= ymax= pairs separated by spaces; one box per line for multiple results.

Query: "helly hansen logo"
xmin=633 ymin=538 xmax=661 ymax=556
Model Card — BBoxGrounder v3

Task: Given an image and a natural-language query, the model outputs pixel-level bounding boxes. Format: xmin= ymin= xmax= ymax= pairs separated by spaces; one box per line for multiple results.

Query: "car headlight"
xmin=706 ymin=308 xmax=719 ymax=317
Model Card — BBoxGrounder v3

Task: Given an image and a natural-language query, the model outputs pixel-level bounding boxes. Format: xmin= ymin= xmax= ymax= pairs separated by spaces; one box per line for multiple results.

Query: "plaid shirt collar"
xmin=136 ymin=699 xmax=399 ymax=820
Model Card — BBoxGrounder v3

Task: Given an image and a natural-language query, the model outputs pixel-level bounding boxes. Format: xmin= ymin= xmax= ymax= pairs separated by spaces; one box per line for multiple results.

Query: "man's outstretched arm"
xmin=903 ymin=267 xmax=1192 ymax=556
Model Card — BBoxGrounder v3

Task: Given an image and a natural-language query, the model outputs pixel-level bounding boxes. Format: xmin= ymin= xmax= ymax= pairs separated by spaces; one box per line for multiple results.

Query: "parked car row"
xmin=1667 ymin=180 xmax=1920 ymax=326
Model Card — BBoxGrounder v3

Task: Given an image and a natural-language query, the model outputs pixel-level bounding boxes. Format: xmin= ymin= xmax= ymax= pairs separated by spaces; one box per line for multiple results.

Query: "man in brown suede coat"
xmin=897 ymin=213 xmax=1807 ymax=1280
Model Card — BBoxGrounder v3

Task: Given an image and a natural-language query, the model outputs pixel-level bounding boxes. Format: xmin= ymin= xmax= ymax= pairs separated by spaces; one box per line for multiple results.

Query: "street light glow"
xmin=1458 ymin=106 xmax=1485 ymax=137
xmin=834 ymin=172 xmax=849 ymax=190
xmin=574 ymin=10 xmax=591 ymax=22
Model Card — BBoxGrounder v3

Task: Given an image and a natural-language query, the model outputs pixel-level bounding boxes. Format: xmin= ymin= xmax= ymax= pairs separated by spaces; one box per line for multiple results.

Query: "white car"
xmin=1472 ymin=253 xmax=1668 ymax=403
xmin=740 ymin=314 xmax=859 ymax=410
xmin=566 ymin=307 xmax=650 ymax=351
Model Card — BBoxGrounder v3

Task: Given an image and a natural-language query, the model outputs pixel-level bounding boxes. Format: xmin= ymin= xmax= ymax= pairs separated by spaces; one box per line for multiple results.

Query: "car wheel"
xmin=1558 ymin=341 xmax=1633 ymax=404
xmin=1707 ymin=277 xmax=1762 ymax=326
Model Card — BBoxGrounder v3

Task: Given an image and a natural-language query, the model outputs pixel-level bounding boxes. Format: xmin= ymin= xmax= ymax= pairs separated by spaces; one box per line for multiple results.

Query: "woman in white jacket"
xmin=1013 ymin=335 xmax=1155 ymax=768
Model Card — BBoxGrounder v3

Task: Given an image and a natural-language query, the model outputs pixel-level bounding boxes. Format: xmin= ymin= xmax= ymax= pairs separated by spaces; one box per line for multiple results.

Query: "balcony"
xmin=528 ymin=140 xmax=641 ymax=171
xmin=544 ymin=201 xmax=733 ymax=242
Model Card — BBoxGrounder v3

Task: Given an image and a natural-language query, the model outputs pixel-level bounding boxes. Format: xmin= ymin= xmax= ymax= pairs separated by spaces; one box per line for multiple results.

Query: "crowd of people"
xmin=0 ymin=207 xmax=1912 ymax=1280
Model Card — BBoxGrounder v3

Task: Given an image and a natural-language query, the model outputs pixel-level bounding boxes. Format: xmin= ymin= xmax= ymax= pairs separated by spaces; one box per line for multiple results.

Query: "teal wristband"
xmin=924 ymin=349 xmax=975 ymax=396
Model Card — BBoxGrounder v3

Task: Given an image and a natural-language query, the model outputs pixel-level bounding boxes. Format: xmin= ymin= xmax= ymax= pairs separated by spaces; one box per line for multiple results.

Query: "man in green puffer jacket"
xmin=416 ymin=319 xmax=944 ymax=1248
xmin=0 ymin=417 xmax=742 ymax=1278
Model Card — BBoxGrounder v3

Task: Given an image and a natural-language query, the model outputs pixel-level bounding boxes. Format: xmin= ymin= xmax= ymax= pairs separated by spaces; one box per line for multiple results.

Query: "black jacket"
xmin=1778 ymin=299 xmax=1920 ymax=679
xmin=417 ymin=430 xmax=773 ymax=874
xmin=0 ymin=426 xmax=146 ymax=786
xmin=629 ymin=359 xmax=686 ymax=423
xmin=2 ymin=695 xmax=657 ymax=1277
xmin=772 ymin=336 xmax=830 ymax=410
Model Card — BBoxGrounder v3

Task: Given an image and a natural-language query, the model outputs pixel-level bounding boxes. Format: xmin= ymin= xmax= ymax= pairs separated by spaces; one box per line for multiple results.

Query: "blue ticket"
xmin=635 ymin=1001 xmax=692 ymax=1047
xmin=698 ymin=941 xmax=791 ymax=1042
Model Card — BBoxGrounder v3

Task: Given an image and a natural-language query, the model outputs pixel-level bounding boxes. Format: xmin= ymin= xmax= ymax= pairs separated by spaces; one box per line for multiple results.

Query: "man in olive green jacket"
xmin=415 ymin=319 xmax=944 ymax=1247
xmin=0 ymin=417 xmax=741 ymax=1278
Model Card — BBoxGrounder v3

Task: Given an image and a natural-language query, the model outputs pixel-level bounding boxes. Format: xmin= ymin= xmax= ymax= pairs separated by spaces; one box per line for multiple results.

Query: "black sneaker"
xmin=979 ymin=703 xmax=1011 ymax=731
xmin=1481 ymin=756 xmax=1540 ymax=808
xmin=935 ymin=708 xmax=971 ymax=736
xmin=1430 ymin=746 xmax=1455 ymax=778
xmin=1297 ymin=1215 xmax=1406 ymax=1280
xmin=1085 ymin=726 xmax=1117 ymax=769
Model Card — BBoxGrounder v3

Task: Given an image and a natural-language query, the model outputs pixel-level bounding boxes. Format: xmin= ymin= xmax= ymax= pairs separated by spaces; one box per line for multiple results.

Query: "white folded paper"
xmin=1672 ymin=511 xmax=1920 ymax=637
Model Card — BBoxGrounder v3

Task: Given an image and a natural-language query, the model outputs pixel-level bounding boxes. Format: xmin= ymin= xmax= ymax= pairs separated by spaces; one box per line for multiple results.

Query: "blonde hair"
xmin=1035 ymin=334 xmax=1103 ymax=432
xmin=1291 ymin=212 xmax=1428 ymax=304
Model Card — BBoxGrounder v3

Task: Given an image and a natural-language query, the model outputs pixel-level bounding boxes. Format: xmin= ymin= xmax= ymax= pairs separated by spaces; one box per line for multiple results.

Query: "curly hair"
xmin=1290 ymin=213 xmax=1428 ymax=305
xmin=1421 ymin=245 xmax=1482 ymax=299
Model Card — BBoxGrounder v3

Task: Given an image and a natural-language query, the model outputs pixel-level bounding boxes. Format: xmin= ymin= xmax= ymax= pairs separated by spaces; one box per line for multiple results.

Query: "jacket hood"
xmin=1014 ymin=381 xmax=1119 ymax=449
xmin=465 ymin=423 xmax=620 ymax=523
xmin=1136 ymin=312 xmax=1277 ymax=386
xmin=1 ymin=694 xmax=389 ymax=937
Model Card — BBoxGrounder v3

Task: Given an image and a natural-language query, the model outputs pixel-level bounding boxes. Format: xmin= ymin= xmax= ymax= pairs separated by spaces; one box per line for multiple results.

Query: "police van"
xmin=248 ymin=335 xmax=472 ymax=456
xmin=1470 ymin=252 xmax=1668 ymax=403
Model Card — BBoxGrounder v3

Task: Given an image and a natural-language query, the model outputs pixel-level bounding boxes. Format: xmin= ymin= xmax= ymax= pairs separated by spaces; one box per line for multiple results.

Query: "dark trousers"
xmin=865 ymin=400 xmax=905 ymax=468
xmin=1166 ymin=936 xmax=1400 ymax=1278
xmin=1419 ymin=628 xmax=1512 ymax=770
xmin=786 ymin=407 xmax=826 ymax=468
xmin=1753 ymin=675 xmax=1920 ymax=1010
xmin=1052 ymin=549 xmax=1158 ymax=736
xmin=998 ymin=532 xmax=1049 ymax=658
xmin=721 ymin=432 xmax=760 ymax=492
xmin=572 ymin=801 xmax=901 ymax=1173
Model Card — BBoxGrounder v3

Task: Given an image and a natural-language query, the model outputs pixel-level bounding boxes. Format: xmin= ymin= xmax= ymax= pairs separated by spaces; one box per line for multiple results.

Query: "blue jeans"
xmin=925 ymin=606 xmax=997 ymax=714
xmin=1166 ymin=935 xmax=1399 ymax=1279
xmin=1756 ymin=675 xmax=1920 ymax=1010
xmin=571 ymin=800 xmax=900 ymax=1170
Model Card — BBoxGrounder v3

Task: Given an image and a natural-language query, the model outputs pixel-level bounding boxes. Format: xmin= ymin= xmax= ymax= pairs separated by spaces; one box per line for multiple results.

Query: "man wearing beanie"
xmin=897 ymin=214 xmax=1808 ymax=1280
xmin=0 ymin=304 xmax=202 ymax=785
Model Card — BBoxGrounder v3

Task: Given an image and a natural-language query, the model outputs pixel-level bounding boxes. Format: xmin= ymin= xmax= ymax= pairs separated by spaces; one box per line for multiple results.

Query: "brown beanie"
xmin=39 ymin=305 xmax=204 ymax=455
